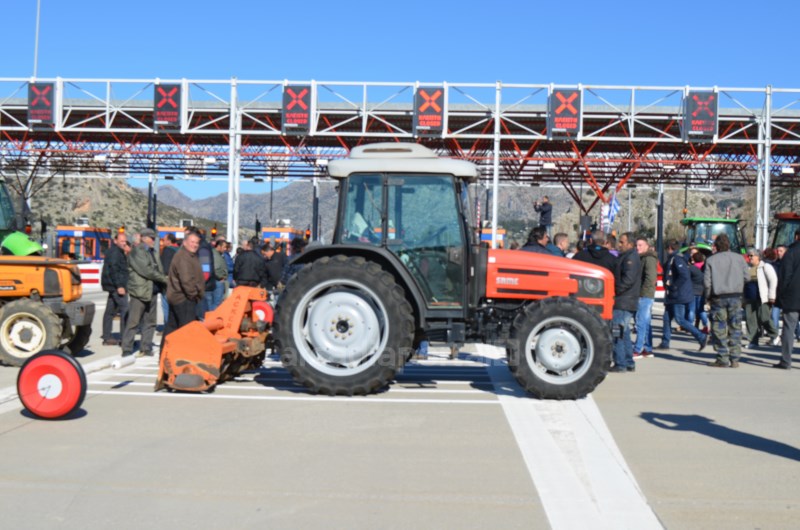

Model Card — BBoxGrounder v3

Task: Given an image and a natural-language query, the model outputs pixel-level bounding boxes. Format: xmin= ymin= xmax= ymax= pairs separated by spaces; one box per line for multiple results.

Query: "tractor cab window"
xmin=686 ymin=222 xmax=741 ymax=251
xmin=387 ymin=175 xmax=465 ymax=308
xmin=339 ymin=174 xmax=383 ymax=245
xmin=0 ymin=183 xmax=17 ymax=232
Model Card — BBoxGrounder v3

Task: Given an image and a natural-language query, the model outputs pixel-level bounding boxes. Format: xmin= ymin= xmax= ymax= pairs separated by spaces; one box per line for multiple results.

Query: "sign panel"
xmin=28 ymin=82 xmax=55 ymax=126
xmin=153 ymin=84 xmax=182 ymax=132
xmin=413 ymin=87 xmax=444 ymax=137
xmin=683 ymin=91 xmax=718 ymax=141
xmin=547 ymin=89 xmax=582 ymax=139
xmin=282 ymin=85 xmax=312 ymax=135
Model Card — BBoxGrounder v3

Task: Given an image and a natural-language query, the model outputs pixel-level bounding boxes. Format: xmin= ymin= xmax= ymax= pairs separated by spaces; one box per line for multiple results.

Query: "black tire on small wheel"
xmin=273 ymin=255 xmax=414 ymax=396
xmin=63 ymin=325 xmax=92 ymax=356
xmin=0 ymin=299 xmax=63 ymax=367
xmin=506 ymin=298 xmax=612 ymax=400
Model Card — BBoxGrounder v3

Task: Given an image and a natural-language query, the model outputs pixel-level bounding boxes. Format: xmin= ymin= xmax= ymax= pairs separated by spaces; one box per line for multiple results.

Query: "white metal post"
xmin=755 ymin=115 xmax=765 ymax=250
xmin=491 ymin=82 xmax=501 ymax=248
xmin=226 ymin=79 xmax=240 ymax=248
xmin=762 ymin=86 xmax=773 ymax=248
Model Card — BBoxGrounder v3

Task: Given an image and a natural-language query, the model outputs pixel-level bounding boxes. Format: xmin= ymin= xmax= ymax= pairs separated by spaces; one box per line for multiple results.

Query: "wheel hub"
xmin=6 ymin=319 xmax=44 ymax=353
xmin=534 ymin=328 xmax=581 ymax=372
xmin=305 ymin=291 xmax=381 ymax=366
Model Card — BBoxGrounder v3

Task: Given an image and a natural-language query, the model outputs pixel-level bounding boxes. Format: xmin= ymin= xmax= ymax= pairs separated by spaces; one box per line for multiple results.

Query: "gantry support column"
xmin=226 ymin=79 xmax=241 ymax=248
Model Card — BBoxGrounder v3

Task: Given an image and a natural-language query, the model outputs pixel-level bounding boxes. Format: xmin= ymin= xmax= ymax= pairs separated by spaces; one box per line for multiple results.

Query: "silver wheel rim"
xmin=291 ymin=278 xmax=389 ymax=376
xmin=0 ymin=312 xmax=47 ymax=358
xmin=523 ymin=316 xmax=593 ymax=385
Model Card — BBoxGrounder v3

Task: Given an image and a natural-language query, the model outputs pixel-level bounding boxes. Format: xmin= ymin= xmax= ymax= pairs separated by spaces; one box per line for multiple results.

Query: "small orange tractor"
xmin=157 ymin=143 xmax=615 ymax=400
xmin=155 ymin=286 xmax=273 ymax=391
xmin=0 ymin=256 xmax=94 ymax=366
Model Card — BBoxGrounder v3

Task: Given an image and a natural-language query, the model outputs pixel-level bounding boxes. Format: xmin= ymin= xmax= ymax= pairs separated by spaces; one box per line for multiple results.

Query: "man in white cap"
xmin=121 ymin=227 xmax=167 ymax=357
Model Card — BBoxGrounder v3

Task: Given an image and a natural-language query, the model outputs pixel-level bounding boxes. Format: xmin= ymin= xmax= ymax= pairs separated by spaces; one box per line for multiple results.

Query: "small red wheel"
xmin=16 ymin=350 xmax=87 ymax=419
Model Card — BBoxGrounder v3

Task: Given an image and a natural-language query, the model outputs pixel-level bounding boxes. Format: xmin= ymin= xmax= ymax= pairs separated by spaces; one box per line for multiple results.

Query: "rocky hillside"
xmin=18 ymin=174 xmax=796 ymax=249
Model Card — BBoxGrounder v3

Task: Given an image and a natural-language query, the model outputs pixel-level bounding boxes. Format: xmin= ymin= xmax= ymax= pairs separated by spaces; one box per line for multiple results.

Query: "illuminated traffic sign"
xmin=28 ymin=82 xmax=55 ymax=127
xmin=683 ymin=91 xmax=718 ymax=142
xmin=154 ymin=84 xmax=182 ymax=132
xmin=282 ymin=85 xmax=312 ymax=135
xmin=548 ymin=89 xmax=582 ymax=139
xmin=413 ymin=87 xmax=444 ymax=137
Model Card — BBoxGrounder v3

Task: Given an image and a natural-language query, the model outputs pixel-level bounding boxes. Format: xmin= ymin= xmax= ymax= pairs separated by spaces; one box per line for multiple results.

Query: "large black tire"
xmin=63 ymin=325 xmax=92 ymax=356
xmin=506 ymin=298 xmax=612 ymax=400
xmin=0 ymin=299 xmax=63 ymax=367
xmin=273 ymin=255 xmax=414 ymax=396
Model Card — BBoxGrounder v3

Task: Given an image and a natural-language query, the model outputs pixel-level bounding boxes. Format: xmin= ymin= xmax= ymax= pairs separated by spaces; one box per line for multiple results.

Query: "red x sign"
xmin=157 ymin=86 xmax=179 ymax=109
xmin=691 ymin=94 xmax=715 ymax=118
xmin=286 ymin=88 xmax=309 ymax=110
xmin=555 ymin=92 xmax=578 ymax=115
xmin=30 ymin=85 xmax=52 ymax=107
xmin=418 ymin=89 xmax=442 ymax=113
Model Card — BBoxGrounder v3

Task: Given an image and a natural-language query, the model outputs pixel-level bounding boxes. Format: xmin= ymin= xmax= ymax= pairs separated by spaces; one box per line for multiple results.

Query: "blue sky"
xmin=5 ymin=0 xmax=800 ymax=198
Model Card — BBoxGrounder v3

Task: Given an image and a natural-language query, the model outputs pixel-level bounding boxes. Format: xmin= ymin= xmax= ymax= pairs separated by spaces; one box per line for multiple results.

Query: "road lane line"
xmin=479 ymin=343 xmax=662 ymax=530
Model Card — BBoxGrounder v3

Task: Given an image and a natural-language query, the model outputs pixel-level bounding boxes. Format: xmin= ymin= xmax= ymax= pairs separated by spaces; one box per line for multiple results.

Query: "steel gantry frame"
xmin=2 ymin=77 xmax=800 ymax=248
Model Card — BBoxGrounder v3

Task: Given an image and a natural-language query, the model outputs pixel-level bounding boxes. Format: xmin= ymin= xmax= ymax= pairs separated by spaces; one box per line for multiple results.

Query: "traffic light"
xmin=211 ymin=225 xmax=218 ymax=238
xmin=119 ymin=225 xmax=125 ymax=234
xmin=255 ymin=217 xmax=262 ymax=235
xmin=40 ymin=220 xmax=47 ymax=236
xmin=24 ymin=223 xmax=32 ymax=235
xmin=304 ymin=228 xmax=311 ymax=241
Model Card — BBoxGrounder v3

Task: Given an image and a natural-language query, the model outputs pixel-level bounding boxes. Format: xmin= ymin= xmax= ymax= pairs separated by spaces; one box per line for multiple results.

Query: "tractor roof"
xmin=327 ymin=143 xmax=480 ymax=181
xmin=680 ymin=217 xmax=740 ymax=225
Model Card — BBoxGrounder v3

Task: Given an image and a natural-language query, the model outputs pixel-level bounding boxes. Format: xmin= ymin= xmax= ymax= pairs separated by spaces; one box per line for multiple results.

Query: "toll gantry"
xmin=1 ymin=77 xmax=799 ymax=247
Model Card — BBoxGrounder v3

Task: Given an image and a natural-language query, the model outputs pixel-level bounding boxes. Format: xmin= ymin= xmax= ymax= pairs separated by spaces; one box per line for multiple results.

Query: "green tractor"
xmin=0 ymin=178 xmax=44 ymax=256
xmin=680 ymin=217 xmax=746 ymax=256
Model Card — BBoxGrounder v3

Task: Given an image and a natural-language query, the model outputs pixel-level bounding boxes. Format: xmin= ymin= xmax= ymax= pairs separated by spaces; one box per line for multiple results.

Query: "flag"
xmin=608 ymin=195 xmax=621 ymax=224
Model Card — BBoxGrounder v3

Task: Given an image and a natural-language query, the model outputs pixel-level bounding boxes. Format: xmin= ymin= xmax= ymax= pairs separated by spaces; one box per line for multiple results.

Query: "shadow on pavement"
xmin=641 ymin=412 xmax=800 ymax=462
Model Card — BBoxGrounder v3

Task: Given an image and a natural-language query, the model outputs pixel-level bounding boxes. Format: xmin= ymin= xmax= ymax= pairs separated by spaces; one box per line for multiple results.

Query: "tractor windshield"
xmin=685 ymin=222 xmax=741 ymax=250
xmin=773 ymin=219 xmax=800 ymax=248
xmin=0 ymin=182 xmax=17 ymax=232
xmin=337 ymin=173 xmax=466 ymax=308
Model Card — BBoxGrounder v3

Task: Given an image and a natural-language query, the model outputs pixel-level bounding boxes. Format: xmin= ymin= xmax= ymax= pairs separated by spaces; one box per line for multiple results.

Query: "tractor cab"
xmin=771 ymin=212 xmax=800 ymax=248
xmin=0 ymin=179 xmax=43 ymax=256
xmin=335 ymin=167 xmax=473 ymax=311
xmin=681 ymin=217 xmax=745 ymax=255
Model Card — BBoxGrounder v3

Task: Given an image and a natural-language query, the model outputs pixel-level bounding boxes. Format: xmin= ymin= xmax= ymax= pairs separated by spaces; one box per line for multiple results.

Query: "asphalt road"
xmin=0 ymin=295 xmax=797 ymax=529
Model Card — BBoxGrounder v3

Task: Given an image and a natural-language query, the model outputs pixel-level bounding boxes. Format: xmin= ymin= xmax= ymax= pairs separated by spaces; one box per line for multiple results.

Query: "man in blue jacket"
xmin=657 ymin=239 xmax=708 ymax=351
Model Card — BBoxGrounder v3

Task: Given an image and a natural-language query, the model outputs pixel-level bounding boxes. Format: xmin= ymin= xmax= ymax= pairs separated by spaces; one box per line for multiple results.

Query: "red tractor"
xmin=272 ymin=143 xmax=615 ymax=399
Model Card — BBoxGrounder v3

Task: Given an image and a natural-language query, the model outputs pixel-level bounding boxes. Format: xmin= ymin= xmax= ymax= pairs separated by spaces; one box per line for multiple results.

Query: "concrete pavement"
xmin=0 ymin=299 xmax=797 ymax=528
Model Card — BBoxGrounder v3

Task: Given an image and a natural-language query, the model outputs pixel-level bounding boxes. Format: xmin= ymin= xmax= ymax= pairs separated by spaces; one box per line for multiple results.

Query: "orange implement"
xmin=155 ymin=286 xmax=273 ymax=392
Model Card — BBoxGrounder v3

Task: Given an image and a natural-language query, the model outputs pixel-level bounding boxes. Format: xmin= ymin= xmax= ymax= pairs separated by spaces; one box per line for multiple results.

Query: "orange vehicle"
xmin=270 ymin=143 xmax=614 ymax=400
xmin=0 ymin=256 xmax=94 ymax=366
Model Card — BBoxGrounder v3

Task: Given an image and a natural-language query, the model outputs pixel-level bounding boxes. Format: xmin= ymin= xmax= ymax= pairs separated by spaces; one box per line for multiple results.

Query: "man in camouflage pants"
xmin=703 ymin=234 xmax=750 ymax=367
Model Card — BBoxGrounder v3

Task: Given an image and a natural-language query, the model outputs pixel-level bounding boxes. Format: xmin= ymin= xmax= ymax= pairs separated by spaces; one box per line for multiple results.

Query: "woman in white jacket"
xmin=745 ymin=249 xmax=779 ymax=348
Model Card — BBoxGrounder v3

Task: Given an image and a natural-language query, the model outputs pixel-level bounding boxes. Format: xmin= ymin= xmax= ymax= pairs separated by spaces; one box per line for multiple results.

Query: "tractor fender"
xmin=291 ymin=244 xmax=430 ymax=324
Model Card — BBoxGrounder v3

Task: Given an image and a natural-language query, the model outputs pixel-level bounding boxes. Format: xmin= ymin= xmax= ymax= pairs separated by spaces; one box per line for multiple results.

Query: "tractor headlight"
xmin=571 ymin=275 xmax=604 ymax=298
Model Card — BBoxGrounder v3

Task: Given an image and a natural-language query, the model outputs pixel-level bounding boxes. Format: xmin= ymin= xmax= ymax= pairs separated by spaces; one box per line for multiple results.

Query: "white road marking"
xmin=478 ymin=343 xmax=662 ymax=529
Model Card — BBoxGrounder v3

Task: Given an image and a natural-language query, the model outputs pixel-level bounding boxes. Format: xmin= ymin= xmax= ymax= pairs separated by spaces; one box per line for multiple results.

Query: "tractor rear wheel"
xmin=507 ymin=298 xmax=611 ymax=399
xmin=273 ymin=255 xmax=414 ymax=395
xmin=0 ymin=299 xmax=63 ymax=367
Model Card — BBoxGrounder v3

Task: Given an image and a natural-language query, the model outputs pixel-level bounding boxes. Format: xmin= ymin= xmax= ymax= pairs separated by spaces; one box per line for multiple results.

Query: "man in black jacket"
xmin=533 ymin=196 xmax=553 ymax=237
xmin=611 ymin=232 xmax=642 ymax=372
xmin=234 ymin=236 xmax=268 ymax=288
xmin=775 ymin=230 xmax=800 ymax=369
xmin=101 ymin=231 xmax=129 ymax=345
xmin=261 ymin=243 xmax=285 ymax=290
xmin=572 ymin=230 xmax=617 ymax=273
xmin=520 ymin=226 xmax=550 ymax=255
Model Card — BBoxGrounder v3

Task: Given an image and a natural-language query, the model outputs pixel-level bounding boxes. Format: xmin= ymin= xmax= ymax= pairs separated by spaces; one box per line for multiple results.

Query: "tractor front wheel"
xmin=0 ymin=300 xmax=63 ymax=367
xmin=507 ymin=298 xmax=611 ymax=399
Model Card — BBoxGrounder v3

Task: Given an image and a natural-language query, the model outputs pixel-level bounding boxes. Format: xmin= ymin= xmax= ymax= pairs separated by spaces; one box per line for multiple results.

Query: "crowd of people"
xmin=100 ymin=226 xmax=307 ymax=357
xmin=517 ymin=224 xmax=800 ymax=372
